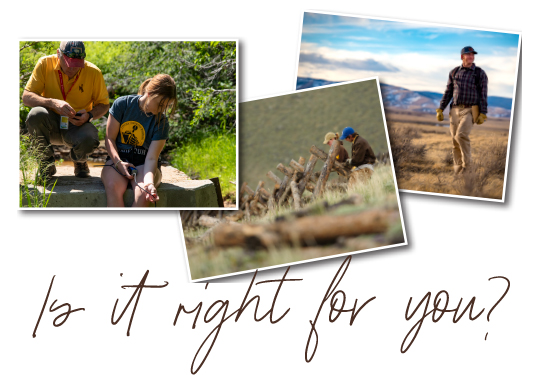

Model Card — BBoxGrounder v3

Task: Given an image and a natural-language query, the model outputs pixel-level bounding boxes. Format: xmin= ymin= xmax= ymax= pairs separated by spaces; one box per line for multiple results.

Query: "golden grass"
xmin=388 ymin=119 xmax=508 ymax=199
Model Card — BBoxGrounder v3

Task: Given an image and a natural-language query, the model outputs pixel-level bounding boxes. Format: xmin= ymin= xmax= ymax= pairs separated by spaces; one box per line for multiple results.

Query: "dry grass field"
xmin=386 ymin=110 xmax=510 ymax=199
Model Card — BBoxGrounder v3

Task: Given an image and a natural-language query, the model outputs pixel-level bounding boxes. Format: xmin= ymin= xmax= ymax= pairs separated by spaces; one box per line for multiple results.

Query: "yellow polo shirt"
xmin=25 ymin=55 xmax=109 ymax=114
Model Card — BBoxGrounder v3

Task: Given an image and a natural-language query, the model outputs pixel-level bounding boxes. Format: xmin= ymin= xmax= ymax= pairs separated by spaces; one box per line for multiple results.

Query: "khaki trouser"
xmin=25 ymin=106 xmax=99 ymax=162
xmin=348 ymin=165 xmax=374 ymax=189
xmin=449 ymin=106 xmax=474 ymax=169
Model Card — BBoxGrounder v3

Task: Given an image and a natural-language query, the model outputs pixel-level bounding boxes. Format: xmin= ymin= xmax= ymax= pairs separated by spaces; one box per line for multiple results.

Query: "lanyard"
xmin=58 ymin=69 xmax=81 ymax=101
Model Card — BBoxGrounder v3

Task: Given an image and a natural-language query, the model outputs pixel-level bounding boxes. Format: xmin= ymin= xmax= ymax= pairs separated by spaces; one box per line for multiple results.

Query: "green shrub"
xmin=171 ymin=131 xmax=236 ymax=195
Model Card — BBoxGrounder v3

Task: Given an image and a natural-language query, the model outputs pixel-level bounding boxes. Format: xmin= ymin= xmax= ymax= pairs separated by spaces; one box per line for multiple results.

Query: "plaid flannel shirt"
xmin=439 ymin=63 xmax=488 ymax=114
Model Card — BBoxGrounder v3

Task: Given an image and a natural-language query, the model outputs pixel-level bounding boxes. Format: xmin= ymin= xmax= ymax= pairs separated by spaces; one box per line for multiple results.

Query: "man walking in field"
xmin=437 ymin=46 xmax=488 ymax=174
xmin=22 ymin=41 xmax=110 ymax=179
xmin=339 ymin=126 xmax=376 ymax=185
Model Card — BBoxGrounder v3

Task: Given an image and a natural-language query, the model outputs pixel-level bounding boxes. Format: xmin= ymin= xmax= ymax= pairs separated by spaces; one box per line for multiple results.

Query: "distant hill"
xmin=297 ymin=77 xmax=513 ymax=118
xmin=240 ymin=79 xmax=389 ymax=189
xmin=296 ymin=77 xmax=340 ymax=90
xmin=416 ymin=90 xmax=513 ymax=110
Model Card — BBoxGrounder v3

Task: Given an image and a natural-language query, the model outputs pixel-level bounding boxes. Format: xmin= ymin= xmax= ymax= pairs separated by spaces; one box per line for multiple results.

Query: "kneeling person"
xmin=339 ymin=126 xmax=376 ymax=185
xmin=101 ymin=74 xmax=177 ymax=207
xmin=323 ymin=132 xmax=349 ymax=162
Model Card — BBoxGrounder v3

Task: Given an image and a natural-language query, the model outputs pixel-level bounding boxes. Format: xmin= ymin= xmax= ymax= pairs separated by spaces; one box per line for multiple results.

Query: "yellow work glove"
xmin=476 ymin=113 xmax=487 ymax=125
xmin=436 ymin=109 xmax=444 ymax=121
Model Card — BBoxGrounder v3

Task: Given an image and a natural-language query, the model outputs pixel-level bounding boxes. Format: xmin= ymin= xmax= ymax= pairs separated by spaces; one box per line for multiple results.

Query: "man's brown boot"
xmin=74 ymin=161 xmax=90 ymax=178
xmin=453 ymin=165 xmax=463 ymax=175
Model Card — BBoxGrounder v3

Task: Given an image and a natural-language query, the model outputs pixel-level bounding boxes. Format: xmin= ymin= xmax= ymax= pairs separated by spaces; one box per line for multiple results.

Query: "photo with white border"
xmin=294 ymin=12 xmax=521 ymax=202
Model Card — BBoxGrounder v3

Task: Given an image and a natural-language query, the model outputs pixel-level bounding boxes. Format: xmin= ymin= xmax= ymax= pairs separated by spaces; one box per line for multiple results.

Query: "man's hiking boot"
xmin=38 ymin=157 xmax=57 ymax=183
xmin=453 ymin=165 xmax=463 ymax=175
xmin=74 ymin=161 xmax=90 ymax=178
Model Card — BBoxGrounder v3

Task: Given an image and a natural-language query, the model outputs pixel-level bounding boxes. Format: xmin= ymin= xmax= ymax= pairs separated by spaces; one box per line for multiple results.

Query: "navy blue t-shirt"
xmin=109 ymin=95 xmax=170 ymax=154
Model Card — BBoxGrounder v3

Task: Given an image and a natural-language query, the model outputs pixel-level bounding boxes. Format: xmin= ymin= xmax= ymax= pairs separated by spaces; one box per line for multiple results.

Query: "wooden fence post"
xmin=275 ymin=163 xmax=293 ymax=201
xmin=298 ymin=153 xmax=319 ymax=196
xmin=313 ymin=140 xmax=339 ymax=199
xmin=267 ymin=171 xmax=282 ymax=186
xmin=267 ymin=183 xmax=278 ymax=211
xmin=290 ymin=181 xmax=302 ymax=210
xmin=249 ymin=181 xmax=265 ymax=215
xmin=277 ymin=159 xmax=304 ymax=207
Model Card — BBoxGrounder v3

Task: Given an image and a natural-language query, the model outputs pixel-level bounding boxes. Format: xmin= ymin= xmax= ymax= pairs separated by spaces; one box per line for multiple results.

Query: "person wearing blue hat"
xmin=436 ymin=46 xmax=489 ymax=174
xmin=339 ymin=126 xmax=376 ymax=185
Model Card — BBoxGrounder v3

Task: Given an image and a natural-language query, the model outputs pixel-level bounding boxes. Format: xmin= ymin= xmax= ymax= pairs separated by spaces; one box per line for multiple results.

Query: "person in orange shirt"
xmin=22 ymin=41 xmax=110 ymax=179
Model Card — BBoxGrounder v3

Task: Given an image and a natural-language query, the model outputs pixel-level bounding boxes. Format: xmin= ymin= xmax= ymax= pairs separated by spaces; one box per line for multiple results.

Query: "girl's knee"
xmin=103 ymin=177 xmax=126 ymax=194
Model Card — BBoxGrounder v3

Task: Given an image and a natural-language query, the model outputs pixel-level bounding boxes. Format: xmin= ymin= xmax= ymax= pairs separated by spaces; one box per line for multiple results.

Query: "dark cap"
xmin=59 ymin=41 xmax=86 ymax=68
xmin=461 ymin=46 xmax=477 ymax=55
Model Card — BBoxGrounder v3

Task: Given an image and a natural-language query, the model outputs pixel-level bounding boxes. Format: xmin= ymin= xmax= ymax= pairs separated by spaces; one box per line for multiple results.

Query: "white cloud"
xmin=345 ymin=36 xmax=375 ymax=41
xmin=304 ymin=13 xmax=471 ymax=34
xmin=297 ymin=44 xmax=518 ymax=97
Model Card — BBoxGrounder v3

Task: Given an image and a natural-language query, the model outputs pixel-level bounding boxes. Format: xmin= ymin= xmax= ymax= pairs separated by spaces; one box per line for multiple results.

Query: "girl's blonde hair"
xmin=138 ymin=74 xmax=178 ymax=124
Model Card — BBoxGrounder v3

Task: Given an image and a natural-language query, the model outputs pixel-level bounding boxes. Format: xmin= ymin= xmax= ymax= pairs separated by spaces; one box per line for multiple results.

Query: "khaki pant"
xmin=25 ymin=106 xmax=99 ymax=162
xmin=348 ymin=166 xmax=373 ymax=189
xmin=449 ymin=106 xmax=474 ymax=169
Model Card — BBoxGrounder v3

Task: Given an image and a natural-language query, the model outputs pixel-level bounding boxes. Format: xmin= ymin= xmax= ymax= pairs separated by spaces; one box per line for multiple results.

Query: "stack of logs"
xmin=238 ymin=142 xmax=353 ymax=219
xmin=180 ymin=145 xmax=392 ymax=230
xmin=182 ymin=197 xmax=400 ymax=250
xmin=181 ymin=145 xmax=399 ymax=249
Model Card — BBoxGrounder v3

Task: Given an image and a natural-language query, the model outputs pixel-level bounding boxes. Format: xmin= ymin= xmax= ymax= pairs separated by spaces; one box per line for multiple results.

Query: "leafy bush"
xmin=100 ymin=41 xmax=236 ymax=149
xmin=171 ymin=131 xmax=236 ymax=195
xmin=19 ymin=42 xmax=58 ymax=130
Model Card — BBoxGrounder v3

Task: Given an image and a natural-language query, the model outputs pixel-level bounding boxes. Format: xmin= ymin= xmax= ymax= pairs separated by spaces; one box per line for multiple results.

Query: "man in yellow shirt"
xmin=22 ymin=41 xmax=110 ymax=178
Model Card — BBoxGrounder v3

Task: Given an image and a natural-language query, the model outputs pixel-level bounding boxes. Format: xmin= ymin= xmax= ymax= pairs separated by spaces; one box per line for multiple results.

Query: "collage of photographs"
xmin=6 ymin=1 xmax=535 ymax=373
xmin=18 ymin=13 xmax=520 ymax=283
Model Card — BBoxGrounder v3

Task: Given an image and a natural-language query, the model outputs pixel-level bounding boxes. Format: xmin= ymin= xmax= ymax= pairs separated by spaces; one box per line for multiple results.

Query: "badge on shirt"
xmin=60 ymin=116 xmax=69 ymax=130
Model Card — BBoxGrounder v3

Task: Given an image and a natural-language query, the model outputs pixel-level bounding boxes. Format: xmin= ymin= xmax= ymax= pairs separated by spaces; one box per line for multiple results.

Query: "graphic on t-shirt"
xmin=120 ymin=121 xmax=146 ymax=146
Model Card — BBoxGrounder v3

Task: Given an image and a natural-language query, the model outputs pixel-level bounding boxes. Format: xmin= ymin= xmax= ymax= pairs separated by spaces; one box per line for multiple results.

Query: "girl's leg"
xmin=101 ymin=159 xmax=129 ymax=207
xmin=131 ymin=164 xmax=162 ymax=207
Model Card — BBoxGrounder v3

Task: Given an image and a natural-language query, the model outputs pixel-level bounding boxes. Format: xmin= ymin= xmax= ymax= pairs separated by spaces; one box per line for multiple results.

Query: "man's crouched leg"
xmin=63 ymin=122 xmax=99 ymax=178
xmin=26 ymin=107 xmax=57 ymax=161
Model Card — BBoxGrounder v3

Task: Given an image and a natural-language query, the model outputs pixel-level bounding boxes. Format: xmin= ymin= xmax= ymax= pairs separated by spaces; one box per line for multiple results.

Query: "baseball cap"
xmin=339 ymin=127 xmax=355 ymax=140
xmin=461 ymin=46 xmax=478 ymax=55
xmin=323 ymin=132 xmax=338 ymax=145
xmin=59 ymin=41 xmax=86 ymax=68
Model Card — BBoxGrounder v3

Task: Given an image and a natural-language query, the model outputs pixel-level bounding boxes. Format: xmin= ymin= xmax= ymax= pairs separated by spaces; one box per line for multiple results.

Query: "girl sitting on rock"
xmin=101 ymin=74 xmax=177 ymax=207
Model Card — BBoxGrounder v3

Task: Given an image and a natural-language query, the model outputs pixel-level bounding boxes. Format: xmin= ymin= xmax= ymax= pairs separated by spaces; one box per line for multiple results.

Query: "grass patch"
xmin=171 ymin=131 xmax=236 ymax=195
xmin=19 ymin=134 xmax=57 ymax=208
xmin=387 ymin=120 xmax=508 ymax=199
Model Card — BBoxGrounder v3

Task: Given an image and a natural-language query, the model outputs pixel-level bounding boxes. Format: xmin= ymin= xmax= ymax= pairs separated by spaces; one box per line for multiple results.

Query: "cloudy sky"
xmin=298 ymin=13 xmax=520 ymax=98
